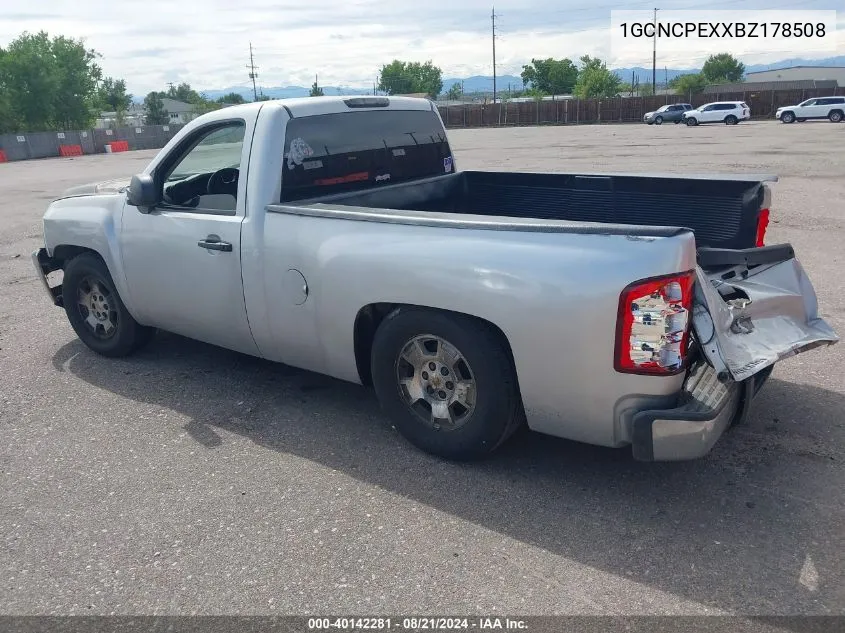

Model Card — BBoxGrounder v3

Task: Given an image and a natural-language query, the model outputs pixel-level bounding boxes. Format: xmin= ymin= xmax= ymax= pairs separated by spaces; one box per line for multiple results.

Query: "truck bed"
xmin=295 ymin=170 xmax=775 ymax=250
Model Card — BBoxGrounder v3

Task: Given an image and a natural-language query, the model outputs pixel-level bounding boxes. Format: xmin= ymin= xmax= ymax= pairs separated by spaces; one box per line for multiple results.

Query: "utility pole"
xmin=491 ymin=6 xmax=498 ymax=104
xmin=247 ymin=42 xmax=259 ymax=101
xmin=652 ymin=8 xmax=658 ymax=95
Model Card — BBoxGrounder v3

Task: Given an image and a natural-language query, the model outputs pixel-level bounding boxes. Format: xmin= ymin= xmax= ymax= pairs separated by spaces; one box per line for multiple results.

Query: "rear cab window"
xmin=280 ymin=109 xmax=453 ymax=202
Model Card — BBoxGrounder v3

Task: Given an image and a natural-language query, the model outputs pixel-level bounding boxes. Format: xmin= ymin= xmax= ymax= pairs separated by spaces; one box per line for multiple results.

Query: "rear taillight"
xmin=756 ymin=208 xmax=770 ymax=247
xmin=615 ymin=271 xmax=695 ymax=375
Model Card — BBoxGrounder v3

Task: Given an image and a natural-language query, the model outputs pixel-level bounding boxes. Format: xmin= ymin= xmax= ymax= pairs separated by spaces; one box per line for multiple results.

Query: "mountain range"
xmin=191 ymin=55 xmax=844 ymax=101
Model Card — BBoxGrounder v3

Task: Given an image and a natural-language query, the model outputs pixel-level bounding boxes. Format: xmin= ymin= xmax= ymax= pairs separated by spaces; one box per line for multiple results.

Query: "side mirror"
xmin=126 ymin=173 xmax=159 ymax=212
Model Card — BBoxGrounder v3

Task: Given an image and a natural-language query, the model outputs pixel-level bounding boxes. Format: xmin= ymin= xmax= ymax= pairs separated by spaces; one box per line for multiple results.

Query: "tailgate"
xmin=692 ymin=244 xmax=839 ymax=382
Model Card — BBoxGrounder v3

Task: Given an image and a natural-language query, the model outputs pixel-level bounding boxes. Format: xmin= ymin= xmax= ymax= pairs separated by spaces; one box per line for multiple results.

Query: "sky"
xmin=1 ymin=0 xmax=842 ymax=95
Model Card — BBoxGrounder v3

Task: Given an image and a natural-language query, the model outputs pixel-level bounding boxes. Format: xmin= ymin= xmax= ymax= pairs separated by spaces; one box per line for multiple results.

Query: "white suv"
xmin=683 ymin=101 xmax=750 ymax=126
xmin=776 ymin=97 xmax=845 ymax=124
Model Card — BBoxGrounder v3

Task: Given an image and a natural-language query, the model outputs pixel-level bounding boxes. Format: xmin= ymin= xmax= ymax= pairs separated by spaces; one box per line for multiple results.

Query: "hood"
xmin=60 ymin=177 xmax=131 ymax=198
xmin=644 ymin=111 xmax=655 ymax=117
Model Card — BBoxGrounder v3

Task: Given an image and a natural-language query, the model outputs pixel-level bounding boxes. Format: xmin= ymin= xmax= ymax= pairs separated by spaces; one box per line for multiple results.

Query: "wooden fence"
xmin=437 ymin=87 xmax=843 ymax=128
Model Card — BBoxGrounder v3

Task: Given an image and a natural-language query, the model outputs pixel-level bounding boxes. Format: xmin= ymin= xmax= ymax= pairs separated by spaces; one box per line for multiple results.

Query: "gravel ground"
xmin=0 ymin=120 xmax=843 ymax=617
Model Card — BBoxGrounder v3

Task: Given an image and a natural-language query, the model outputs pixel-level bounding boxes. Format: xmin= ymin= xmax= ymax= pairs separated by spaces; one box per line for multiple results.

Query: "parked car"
xmin=642 ymin=103 xmax=693 ymax=125
xmin=683 ymin=102 xmax=750 ymax=126
xmin=776 ymin=96 xmax=845 ymax=123
xmin=32 ymin=96 xmax=838 ymax=462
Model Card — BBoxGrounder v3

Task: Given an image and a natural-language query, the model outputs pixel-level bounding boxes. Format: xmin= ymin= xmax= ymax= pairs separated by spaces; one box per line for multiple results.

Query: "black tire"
xmin=725 ymin=115 xmax=738 ymax=125
xmin=830 ymin=110 xmax=843 ymax=123
xmin=685 ymin=117 xmax=698 ymax=126
xmin=781 ymin=111 xmax=795 ymax=123
xmin=654 ymin=116 xmax=663 ymax=125
xmin=673 ymin=120 xmax=680 ymax=124
xmin=62 ymin=253 xmax=155 ymax=357
xmin=370 ymin=307 xmax=523 ymax=460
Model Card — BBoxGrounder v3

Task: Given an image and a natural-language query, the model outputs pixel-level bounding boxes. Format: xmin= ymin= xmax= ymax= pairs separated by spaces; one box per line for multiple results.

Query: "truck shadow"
xmin=52 ymin=332 xmax=845 ymax=615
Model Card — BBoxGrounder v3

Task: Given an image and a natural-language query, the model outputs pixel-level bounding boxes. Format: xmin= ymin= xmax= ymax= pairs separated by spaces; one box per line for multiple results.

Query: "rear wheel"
xmin=780 ymin=111 xmax=795 ymax=123
xmin=370 ymin=307 xmax=523 ymax=460
xmin=62 ymin=253 xmax=155 ymax=357
xmin=685 ymin=117 xmax=698 ymax=126
xmin=725 ymin=115 xmax=738 ymax=125
xmin=830 ymin=110 xmax=843 ymax=123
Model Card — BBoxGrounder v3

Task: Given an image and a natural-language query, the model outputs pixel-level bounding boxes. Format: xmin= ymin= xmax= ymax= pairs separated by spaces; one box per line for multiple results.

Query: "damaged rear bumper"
xmin=632 ymin=360 xmax=769 ymax=461
xmin=633 ymin=243 xmax=837 ymax=462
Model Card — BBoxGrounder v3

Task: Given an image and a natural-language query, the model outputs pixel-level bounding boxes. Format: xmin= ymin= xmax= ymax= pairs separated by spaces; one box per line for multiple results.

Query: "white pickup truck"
xmin=33 ymin=96 xmax=838 ymax=461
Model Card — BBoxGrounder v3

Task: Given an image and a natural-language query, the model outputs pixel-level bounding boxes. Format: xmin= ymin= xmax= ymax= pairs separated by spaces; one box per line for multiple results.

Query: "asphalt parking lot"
xmin=1 ymin=119 xmax=843 ymax=617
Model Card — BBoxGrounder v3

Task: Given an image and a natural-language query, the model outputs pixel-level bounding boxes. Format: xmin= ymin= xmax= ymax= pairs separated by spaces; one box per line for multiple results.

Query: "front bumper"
xmin=631 ymin=360 xmax=762 ymax=461
xmin=32 ymin=248 xmax=63 ymax=306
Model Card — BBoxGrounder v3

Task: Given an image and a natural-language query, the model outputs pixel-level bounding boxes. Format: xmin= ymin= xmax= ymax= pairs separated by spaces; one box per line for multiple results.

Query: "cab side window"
xmin=159 ymin=122 xmax=246 ymax=214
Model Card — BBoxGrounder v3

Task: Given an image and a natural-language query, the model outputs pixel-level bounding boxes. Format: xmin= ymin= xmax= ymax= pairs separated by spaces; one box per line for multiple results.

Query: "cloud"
xmin=1 ymin=0 xmax=842 ymax=94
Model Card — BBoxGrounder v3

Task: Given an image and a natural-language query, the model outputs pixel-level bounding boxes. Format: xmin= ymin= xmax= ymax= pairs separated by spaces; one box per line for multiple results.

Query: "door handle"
xmin=197 ymin=235 xmax=233 ymax=252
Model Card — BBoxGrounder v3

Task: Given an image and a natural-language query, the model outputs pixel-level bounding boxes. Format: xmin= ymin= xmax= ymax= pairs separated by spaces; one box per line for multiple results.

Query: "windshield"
xmin=656 ymin=105 xmax=671 ymax=112
xmin=798 ymin=99 xmax=815 ymax=107
xmin=280 ymin=109 xmax=452 ymax=202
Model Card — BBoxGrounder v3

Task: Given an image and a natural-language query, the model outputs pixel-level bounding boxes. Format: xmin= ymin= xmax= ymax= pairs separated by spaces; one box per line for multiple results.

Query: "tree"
xmin=378 ymin=60 xmax=442 ymax=99
xmin=701 ymin=53 xmax=745 ymax=84
xmin=254 ymin=94 xmax=272 ymax=101
xmin=309 ymin=77 xmax=324 ymax=97
xmin=217 ymin=92 xmax=246 ymax=104
xmin=638 ymin=82 xmax=654 ymax=97
xmin=573 ymin=55 xmax=622 ymax=99
xmin=524 ymin=87 xmax=547 ymax=101
xmin=0 ymin=31 xmax=104 ymax=131
xmin=144 ymin=92 xmax=169 ymax=125
xmin=671 ymin=73 xmax=708 ymax=97
xmin=97 ymin=77 xmax=132 ymax=112
xmin=520 ymin=58 xmax=578 ymax=95
xmin=50 ymin=35 xmax=102 ymax=129
xmin=445 ymin=82 xmax=462 ymax=100
xmin=165 ymin=82 xmax=202 ymax=104
xmin=0 ymin=32 xmax=56 ymax=131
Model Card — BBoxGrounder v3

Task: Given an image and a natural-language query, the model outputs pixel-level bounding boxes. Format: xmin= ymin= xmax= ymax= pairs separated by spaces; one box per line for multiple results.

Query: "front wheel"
xmin=685 ymin=117 xmax=698 ymax=126
xmin=62 ymin=253 xmax=155 ymax=357
xmin=830 ymin=110 xmax=843 ymax=123
xmin=654 ymin=116 xmax=663 ymax=125
xmin=725 ymin=115 xmax=738 ymax=125
xmin=781 ymin=112 xmax=795 ymax=123
xmin=370 ymin=307 xmax=523 ymax=460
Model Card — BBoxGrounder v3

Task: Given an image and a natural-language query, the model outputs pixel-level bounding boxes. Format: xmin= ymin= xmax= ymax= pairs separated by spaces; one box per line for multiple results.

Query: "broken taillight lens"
xmin=615 ymin=271 xmax=695 ymax=375
xmin=756 ymin=208 xmax=770 ymax=247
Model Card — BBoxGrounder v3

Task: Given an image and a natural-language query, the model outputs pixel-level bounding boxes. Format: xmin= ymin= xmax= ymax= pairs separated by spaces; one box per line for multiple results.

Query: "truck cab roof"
xmin=215 ymin=95 xmax=435 ymax=120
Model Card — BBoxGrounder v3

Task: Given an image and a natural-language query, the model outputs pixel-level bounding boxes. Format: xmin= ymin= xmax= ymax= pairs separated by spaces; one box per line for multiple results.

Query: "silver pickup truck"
xmin=33 ymin=96 xmax=838 ymax=461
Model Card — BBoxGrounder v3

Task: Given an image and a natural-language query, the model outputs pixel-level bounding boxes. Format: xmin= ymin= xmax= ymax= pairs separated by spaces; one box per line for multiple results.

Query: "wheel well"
xmin=353 ymin=303 xmax=519 ymax=389
xmin=831 ymin=109 xmax=844 ymax=116
xmin=51 ymin=245 xmax=103 ymax=269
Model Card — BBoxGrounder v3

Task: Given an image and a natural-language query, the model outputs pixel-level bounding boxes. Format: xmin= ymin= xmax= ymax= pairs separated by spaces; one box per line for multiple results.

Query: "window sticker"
xmin=444 ymin=155 xmax=453 ymax=173
xmin=287 ymin=137 xmax=315 ymax=170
